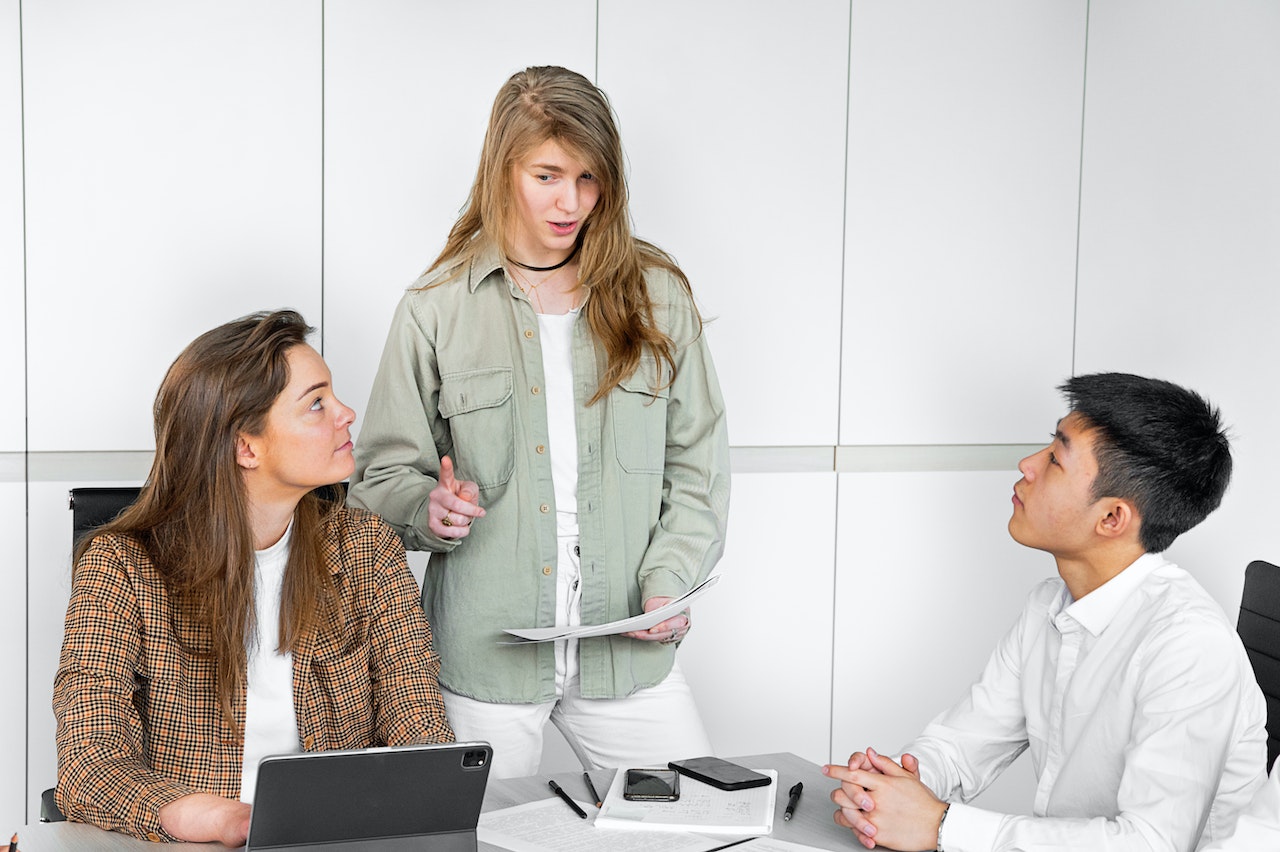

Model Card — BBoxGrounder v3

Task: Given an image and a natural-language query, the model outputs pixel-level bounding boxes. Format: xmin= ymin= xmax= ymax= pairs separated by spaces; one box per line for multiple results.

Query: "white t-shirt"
xmin=239 ymin=521 xmax=301 ymax=803
xmin=536 ymin=309 xmax=580 ymax=534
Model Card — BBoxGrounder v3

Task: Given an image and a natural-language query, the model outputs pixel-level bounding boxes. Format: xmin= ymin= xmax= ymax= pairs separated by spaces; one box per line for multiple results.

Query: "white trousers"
xmin=443 ymin=535 xmax=712 ymax=779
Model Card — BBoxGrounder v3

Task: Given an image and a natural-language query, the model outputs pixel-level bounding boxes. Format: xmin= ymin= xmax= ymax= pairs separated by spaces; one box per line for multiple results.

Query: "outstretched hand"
xmin=428 ymin=455 xmax=485 ymax=539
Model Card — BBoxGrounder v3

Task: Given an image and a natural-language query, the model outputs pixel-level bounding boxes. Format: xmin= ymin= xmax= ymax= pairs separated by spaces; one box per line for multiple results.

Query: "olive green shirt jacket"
xmin=349 ymin=244 xmax=730 ymax=703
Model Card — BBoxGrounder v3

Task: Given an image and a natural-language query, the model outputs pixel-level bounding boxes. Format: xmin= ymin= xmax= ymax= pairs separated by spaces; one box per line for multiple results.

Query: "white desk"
xmin=14 ymin=752 xmax=855 ymax=851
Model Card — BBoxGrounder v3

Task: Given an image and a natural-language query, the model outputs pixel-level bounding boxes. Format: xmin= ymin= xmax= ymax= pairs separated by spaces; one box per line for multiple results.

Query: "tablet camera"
xmin=462 ymin=749 xmax=488 ymax=768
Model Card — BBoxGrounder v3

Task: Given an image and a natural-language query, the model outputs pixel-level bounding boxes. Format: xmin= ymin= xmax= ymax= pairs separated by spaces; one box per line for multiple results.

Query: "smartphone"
xmin=623 ymin=768 xmax=681 ymax=801
xmin=669 ymin=756 xmax=771 ymax=791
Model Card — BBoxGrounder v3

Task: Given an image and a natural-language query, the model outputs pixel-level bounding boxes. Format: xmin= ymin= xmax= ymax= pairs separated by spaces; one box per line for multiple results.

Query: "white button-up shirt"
xmin=1204 ymin=766 xmax=1280 ymax=850
xmin=908 ymin=553 xmax=1266 ymax=851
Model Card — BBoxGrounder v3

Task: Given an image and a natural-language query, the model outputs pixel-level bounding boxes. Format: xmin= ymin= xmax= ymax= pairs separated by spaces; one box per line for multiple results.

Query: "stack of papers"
xmin=502 ymin=575 xmax=720 ymax=642
xmin=595 ymin=768 xmax=777 ymax=835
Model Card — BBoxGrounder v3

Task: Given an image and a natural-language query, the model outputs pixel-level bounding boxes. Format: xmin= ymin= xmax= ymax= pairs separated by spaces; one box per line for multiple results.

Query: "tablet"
xmin=246 ymin=741 xmax=492 ymax=851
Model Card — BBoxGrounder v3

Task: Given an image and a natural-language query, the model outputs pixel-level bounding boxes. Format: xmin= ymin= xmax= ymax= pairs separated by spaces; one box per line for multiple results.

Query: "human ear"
xmin=1096 ymin=499 xmax=1136 ymax=539
xmin=235 ymin=434 xmax=259 ymax=470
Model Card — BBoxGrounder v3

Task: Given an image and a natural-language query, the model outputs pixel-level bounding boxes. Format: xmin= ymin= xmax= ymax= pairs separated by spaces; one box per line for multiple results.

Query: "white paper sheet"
xmin=735 ymin=838 xmax=835 ymax=852
xmin=501 ymin=574 xmax=720 ymax=642
xmin=477 ymin=797 xmax=727 ymax=852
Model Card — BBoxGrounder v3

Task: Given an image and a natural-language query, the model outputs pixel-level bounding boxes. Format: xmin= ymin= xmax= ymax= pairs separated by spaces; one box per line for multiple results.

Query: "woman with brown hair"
xmin=53 ymin=310 xmax=452 ymax=844
xmin=350 ymin=66 xmax=730 ymax=778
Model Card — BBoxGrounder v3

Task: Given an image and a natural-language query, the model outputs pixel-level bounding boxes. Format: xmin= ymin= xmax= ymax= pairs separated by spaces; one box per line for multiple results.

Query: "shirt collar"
xmin=1058 ymin=551 xmax=1167 ymax=636
xmin=469 ymin=240 xmax=507 ymax=294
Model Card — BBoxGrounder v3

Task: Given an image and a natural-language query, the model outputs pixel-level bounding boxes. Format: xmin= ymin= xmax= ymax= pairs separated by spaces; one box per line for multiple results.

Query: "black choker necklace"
xmin=509 ymin=243 xmax=579 ymax=272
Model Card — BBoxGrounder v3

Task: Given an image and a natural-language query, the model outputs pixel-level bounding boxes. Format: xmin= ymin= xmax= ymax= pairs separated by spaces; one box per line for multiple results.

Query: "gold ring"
xmin=441 ymin=511 xmax=453 ymax=527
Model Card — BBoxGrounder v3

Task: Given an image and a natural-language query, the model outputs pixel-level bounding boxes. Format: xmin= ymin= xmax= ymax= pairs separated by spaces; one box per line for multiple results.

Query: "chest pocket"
xmin=439 ymin=367 xmax=516 ymax=489
xmin=612 ymin=359 xmax=670 ymax=475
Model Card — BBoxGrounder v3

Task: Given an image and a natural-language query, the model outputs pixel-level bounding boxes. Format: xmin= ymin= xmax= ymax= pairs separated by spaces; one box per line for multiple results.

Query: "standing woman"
xmin=350 ymin=66 xmax=729 ymax=778
xmin=54 ymin=311 xmax=453 ymax=845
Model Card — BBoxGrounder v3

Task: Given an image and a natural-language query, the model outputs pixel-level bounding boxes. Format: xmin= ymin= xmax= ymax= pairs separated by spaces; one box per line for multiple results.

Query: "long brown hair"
xmin=73 ymin=310 xmax=341 ymax=732
xmin=427 ymin=65 xmax=701 ymax=403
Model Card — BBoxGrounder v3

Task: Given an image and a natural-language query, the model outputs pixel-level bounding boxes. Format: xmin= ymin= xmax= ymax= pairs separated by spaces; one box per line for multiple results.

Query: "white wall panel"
xmin=0 ymin=0 xmax=22 ymax=452
xmin=841 ymin=1 xmax=1085 ymax=446
xmin=23 ymin=1 xmax=322 ymax=451
xmin=1075 ymin=0 xmax=1280 ymax=613
xmin=833 ymin=470 xmax=1037 ymax=815
xmin=681 ymin=472 xmax=837 ymax=766
xmin=0 ymin=483 xmax=25 ymax=827
xmin=322 ymin=1 xmax=595 ymax=436
xmin=599 ymin=0 xmax=849 ymax=447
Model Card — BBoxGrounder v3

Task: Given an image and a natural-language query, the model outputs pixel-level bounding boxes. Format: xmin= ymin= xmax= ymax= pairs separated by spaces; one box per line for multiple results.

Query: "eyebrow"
xmin=529 ymin=162 xmax=566 ymax=173
xmin=296 ymin=381 xmax=329 ymax=401
xmin=1052 ymin=421 xmax=1073 ymax=454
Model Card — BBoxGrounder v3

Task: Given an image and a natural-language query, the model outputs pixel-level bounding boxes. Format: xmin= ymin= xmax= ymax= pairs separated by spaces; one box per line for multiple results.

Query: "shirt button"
xmin=543 ymin=565 xmax=553 ymax=576
xmin=531 ymin=386 xmax=541 ymax=395
xmin=147 ymin=833 xmax=162 ymax=842
xmin=539 ymin=503 xmax=550 ymax=513
xmin=303 ymin=735 xmax=315 ymax=749
xmin=536 ymin=444 xmax=546 ymax=454
xmin=524 ymin=329 xmax=534 ymax=339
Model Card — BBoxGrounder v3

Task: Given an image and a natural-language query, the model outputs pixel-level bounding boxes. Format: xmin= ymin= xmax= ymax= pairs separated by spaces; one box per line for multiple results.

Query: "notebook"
xmin=595 ymin=767 xmax=777 ymax=835
xmin=246 ymin=741 xmax=492 ymax=851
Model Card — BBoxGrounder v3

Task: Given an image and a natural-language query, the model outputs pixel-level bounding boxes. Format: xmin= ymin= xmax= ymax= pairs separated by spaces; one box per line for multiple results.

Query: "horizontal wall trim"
xmin=3 ymin=444 xmax=1045 ymax=483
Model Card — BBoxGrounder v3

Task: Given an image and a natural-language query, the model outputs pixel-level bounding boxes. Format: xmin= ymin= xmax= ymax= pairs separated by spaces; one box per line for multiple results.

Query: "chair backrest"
xmin=1237 ymin=559 xmax=1280 ymax=771
xmin=68 ymin=486 xmax=142 ymax=547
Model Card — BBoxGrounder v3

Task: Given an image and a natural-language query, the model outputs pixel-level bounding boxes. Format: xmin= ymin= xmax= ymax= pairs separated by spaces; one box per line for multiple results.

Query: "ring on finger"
xmin=441 ymin=511 xmax=453 ymax=527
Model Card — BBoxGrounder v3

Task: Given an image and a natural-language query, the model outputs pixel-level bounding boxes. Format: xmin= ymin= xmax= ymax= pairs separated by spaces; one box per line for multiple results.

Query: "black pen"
xmin=549 ymin=779 xmax=588 ymax=819
xmin=783 ymin=781 xmax=803 ymax=821
xmin=9 ymin=832 xmax=17 ymax=852
xmin=582 ymin=771 xmax=603 ymax=808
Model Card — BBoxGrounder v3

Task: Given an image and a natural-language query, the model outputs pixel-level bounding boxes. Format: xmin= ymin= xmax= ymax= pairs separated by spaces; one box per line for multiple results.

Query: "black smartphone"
xmin=669 ymin=756 xmax=771 ymax=791
xmin=623 ymin=768 xmax=681 ymax=801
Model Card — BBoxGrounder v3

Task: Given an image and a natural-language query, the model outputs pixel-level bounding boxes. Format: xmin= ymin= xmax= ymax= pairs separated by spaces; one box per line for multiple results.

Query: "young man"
xmin=826 ymin=373 xmax=1266 ymax=851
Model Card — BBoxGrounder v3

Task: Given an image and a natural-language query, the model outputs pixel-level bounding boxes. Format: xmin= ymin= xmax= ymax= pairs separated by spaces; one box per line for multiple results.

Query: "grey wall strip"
xmin=8 ymin=444 xmax=1045 ymax=483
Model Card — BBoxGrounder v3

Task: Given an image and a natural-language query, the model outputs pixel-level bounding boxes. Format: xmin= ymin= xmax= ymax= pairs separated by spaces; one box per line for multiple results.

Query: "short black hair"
xmin=1060 ymin=372 xmax=1232 ymax=553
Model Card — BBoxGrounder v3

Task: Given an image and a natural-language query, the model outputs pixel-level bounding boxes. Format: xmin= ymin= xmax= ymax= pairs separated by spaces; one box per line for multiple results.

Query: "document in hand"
xmin=502 ymin=575 xmax=721 ymax=642
xmin=594 ymin=765 xmax=777 ymax=835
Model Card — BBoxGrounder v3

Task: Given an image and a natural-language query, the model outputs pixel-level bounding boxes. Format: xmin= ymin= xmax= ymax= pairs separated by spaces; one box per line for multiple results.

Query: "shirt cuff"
xmin=939 ymin=802 xmax=1005 ymax=852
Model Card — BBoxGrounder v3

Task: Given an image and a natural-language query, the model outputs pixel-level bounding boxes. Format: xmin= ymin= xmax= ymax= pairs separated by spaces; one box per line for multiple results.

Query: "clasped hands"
xmin=823 ymin=747 xmax=948 ymax=851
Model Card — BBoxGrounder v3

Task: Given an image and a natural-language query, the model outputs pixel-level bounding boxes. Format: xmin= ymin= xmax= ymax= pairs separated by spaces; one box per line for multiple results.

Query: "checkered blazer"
xmin=53 ymin=506 xmax=454 ymax=841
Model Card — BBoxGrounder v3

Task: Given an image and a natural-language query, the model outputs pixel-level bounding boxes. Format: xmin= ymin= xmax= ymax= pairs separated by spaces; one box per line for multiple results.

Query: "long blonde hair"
xmin=428 ymin=65 xmax=701 ymax=403
xmin=74 ymin=310 xmax=341 ymax=733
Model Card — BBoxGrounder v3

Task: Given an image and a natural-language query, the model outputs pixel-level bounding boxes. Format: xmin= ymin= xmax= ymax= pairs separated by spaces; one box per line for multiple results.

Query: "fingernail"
xmin=861 ymin=798 xmax=873 ymax=810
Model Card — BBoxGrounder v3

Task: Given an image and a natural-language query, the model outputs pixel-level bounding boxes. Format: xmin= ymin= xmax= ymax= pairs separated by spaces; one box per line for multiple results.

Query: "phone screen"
xmin=623 ymin=768 xmax=681 ymax=801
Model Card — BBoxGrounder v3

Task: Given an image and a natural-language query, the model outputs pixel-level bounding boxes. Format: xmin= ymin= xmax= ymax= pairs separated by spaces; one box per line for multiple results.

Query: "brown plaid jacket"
xmin=53 ymin=506 xmax=454 ymax=841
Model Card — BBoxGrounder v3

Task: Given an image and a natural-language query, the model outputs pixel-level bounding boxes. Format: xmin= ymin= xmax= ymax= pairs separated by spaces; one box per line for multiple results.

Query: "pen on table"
xmin=549 ymin=779 xmax=588 ymax=819
xmin=582 ymin=771 xmax=603 ymax=808
xmin=783 ymin=781 xmax=803 ymax=822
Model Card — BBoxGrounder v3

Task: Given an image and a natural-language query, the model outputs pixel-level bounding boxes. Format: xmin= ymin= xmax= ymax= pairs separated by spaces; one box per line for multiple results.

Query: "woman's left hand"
xmin=622 ymin=597 xmax=691 ymax=644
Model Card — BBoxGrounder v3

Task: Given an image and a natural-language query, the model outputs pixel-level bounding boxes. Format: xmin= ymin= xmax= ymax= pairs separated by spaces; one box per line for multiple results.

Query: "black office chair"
xmin=1238 ymin=559 xmax=1280 ymax=772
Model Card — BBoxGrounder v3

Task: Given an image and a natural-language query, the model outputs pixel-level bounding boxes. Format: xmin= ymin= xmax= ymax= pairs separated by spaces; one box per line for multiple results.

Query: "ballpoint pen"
xmin=582 ymin=771 xmax=603 ymax=808
xmin=783 ymin=781 xmax=803 ymax=822
xmin=549 ymin=779 xmax=588 ymax=819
